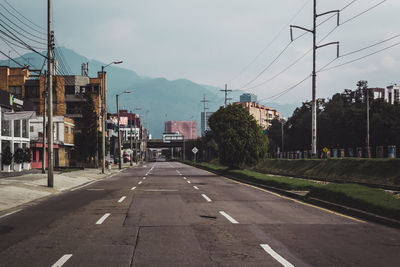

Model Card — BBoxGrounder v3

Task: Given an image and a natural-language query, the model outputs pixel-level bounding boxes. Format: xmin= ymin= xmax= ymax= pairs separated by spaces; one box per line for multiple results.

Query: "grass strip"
xmin=182 ymin=160 xmax=400 ymax=221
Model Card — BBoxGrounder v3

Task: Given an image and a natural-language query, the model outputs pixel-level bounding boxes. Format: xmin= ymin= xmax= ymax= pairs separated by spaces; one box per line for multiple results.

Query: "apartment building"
xmin=165 ymin=121 xmax=197 ymax=139
xmin=235 ymin=101 xmax=281 ymax=130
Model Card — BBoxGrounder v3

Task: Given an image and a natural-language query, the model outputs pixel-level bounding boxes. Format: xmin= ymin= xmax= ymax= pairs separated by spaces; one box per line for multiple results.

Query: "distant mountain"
xmin=1 ymin=48 xmax=298 ymax=138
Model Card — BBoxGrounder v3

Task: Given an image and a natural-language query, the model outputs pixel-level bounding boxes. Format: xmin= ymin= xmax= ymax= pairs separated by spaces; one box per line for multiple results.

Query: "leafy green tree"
xmin=208 ymin=104 xmax=268 ymax=168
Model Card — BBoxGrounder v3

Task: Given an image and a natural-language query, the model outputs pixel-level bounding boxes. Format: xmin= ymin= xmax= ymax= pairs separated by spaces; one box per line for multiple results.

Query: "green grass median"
xmin=182 ymin=160 xmax=400 ymax=221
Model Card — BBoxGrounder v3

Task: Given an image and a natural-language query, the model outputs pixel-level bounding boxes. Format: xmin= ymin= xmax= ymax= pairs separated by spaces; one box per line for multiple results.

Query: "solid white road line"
xmin=187 ymin=181 xmax=191 ymax=184
xmin=70 ymin=180 xmax=97 ymax=191
xmin=138 ymin=181 xmax=142 ymax=185
xmin=52 ymin=254 xmax=73 ymax=267
xmin=219 ymin=211 xmax=239 ymax=224
xmin=96 ymin=213 xmax=111 ymax=225
xmin=260 ymin=244 xmax=294 ymax=267
xmin=193 ymin=186 xmax=199 ymax=190
xmin=118 ymin=196 xmax=126 ymax=203
xmin=0 ymin=209 xmax=22 ymax=219
xmin=131 ymin=187 xmax=136 ymax=190
xmin=201 ymin=194 xmax=212 ymax=202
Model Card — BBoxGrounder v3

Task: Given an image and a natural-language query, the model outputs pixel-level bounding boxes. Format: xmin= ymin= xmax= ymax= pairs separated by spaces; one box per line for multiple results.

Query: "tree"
xmin=208 ymin=104 xmax=268 ymax=168
xmin=1 ymin=146 xmax=12 ymax=166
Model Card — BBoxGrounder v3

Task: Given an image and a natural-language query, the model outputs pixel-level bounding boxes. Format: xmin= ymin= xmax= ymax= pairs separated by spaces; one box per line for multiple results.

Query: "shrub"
xmin=1 ymin=146 xmax=12 ymax=165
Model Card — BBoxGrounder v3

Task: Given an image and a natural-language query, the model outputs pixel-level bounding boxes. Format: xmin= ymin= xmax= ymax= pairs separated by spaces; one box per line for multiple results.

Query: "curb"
xmin=184 ymin=162 xmax=400 ymax=229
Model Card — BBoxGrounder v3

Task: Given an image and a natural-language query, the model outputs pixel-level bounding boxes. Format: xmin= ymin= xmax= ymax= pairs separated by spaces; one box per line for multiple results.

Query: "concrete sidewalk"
xmin=0 ymin=162 xmax=137 ymax=216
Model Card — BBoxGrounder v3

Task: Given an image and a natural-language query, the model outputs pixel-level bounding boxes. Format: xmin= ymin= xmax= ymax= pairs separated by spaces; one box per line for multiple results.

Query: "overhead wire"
xmin=1 ymin=0 xmax=47 ymax=34
xmin=0 ymin=17 xmax=47 ymax=46
xmin=244 ymin=0 xmax=386 ymax=92
xmin=227 ymin=0 xmax=311 ymax=84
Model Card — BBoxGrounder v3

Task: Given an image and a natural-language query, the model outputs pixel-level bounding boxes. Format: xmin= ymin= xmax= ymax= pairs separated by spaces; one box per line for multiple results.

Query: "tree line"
xmin=268 ymin=81 xmax=400 ymax=153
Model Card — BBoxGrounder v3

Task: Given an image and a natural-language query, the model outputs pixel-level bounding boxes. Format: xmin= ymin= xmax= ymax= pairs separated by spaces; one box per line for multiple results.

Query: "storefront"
xmin=0 ymin=90 xmax=33 ymax=171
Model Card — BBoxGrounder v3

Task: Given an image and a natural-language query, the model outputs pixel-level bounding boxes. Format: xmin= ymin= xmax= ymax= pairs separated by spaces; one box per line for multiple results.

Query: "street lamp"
xmin=101 ymin=60 xmax=123 ymax=174
xmin=116 ymin=90 xmax=131 ymax=169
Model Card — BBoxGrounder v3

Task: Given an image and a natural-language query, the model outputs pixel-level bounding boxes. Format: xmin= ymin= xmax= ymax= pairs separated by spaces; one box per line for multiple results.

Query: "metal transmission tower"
xmin=220 ymin=84 xmax=232 ymax=107
xmin=200 ymin=95 xmax=209 ymax=136
xmin=47 ymin=0 xmax=55 ymax=187
xmin=290 ymin=0 xmax=339 ymax=157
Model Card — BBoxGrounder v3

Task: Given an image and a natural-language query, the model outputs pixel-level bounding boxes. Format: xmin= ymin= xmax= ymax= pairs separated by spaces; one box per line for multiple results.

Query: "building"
xmin=386 ymin=84 xmax=400 ymax=104
xmin=200 ymin=111 xmax=213 ymax=136
xmin=1 ymin=66 xmax=106 ymax=131
xmin=368 ymin=85 xmax=400 ymax=104
xmin=0 ymin=89 xmax=33 ymax=171
xmin=29 ymin=116 xmax=75 ymax=168
xmin=235 ymin=102 xmax=281 ymax=130
xmin=165 ymin=121 xmax=197 ymax=139
xmin=240 ymin=93 xmax=257 ymax=103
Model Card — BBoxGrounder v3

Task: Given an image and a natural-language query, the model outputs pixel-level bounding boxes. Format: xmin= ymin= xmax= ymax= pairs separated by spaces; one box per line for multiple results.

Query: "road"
xmin=0 ymin=161 xmax=399 ymax=266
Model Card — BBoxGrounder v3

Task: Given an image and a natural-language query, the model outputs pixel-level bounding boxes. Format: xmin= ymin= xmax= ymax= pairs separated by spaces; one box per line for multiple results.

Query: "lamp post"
xmin=101 ymin=61 xmax=122 ymax=173
xmin=116 ymin=90 xmax=131 ymax=169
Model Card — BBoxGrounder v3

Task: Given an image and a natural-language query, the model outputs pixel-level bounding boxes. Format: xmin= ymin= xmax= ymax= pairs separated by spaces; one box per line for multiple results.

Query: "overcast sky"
xmin=1 ymin=0 xmax=399 ymax=104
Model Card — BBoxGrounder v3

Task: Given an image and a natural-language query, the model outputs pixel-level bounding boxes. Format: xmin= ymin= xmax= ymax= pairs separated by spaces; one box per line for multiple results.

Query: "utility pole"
xmin=364 ymin=82 xmax=371 ymax=158
xmin=101 ymin=65 xmax=106 ymax=173
xmin=130 ymin=111 xmax=133 ymax=166
xmin=47 ymin=0 xmax=55 ymax=187
xmin=42 ymin=74 xmax=48 ymax=174
xmin=281 ymin=118 xmax=284 ymax=158
xmin=201 ymin=95 xmax=209 ymax=136
xmin=116 ymin=95 xmax=122 ymax=169
xmin=290 ymin=0 xmax=339 ymax=158
xmin=220 ymin=84 xmax=232 ymax=107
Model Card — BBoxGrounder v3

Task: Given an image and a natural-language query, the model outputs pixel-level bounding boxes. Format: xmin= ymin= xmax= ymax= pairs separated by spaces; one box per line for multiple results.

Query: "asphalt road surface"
xmin=0 ymin=161 xmax=399 ymax=266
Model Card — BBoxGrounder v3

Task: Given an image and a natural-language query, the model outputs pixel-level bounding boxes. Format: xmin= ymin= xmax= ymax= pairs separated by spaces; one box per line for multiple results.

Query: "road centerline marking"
xmin=131 ymin=187 xmax=136 ymax=190
xmin=219 ymin=211 xmax=239 ymax=224
xmin=96 ymin=213 xmax=111 ymax=225
xmin=138 ymin=181 xmax=142 ymax=185
xmin=52 ymin=254 xmax=73 ymax=267
xmin=260 ymin=244 xmax=294 ymax=267
xmin=202 ymin=194 xmax=212 ymax=202
xmin=118 ymin=196 xmax=127 ymax=203
xmin=183 ymin=177 xmax=187 ymax=179
xmin=187 ymin=181 xmax=191 ymax=184
xmin=193 ymin=186 xmax=199 ymax=190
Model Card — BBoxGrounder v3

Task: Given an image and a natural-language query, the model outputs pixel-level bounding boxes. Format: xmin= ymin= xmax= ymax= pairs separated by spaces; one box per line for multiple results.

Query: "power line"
xmin=0 ymin=17 xmax=47 ymax=46
xmin=0 ymin=48 xmax=24 ymax=67
xmin=245 ymin=0 xmax=387 ymax=91
xmin=2 ymin=0 xmax=47 ymax=33
xmin=0 ymin=11 xmax=47 ymax=41
xmin=227 ymin=0 xmax=311 ymax=84
xmin=341 ymin=0 xmax=387 ymax=25
xmin=320 ymin=41 xmax=400 ymax=73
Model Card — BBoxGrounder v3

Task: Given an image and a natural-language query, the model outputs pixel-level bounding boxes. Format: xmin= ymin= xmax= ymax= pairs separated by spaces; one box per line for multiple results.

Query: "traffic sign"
xmin=192 ymin=147 xmax=198 ymax=154
xmin=323 ymin=147 xmax=329 ymax=153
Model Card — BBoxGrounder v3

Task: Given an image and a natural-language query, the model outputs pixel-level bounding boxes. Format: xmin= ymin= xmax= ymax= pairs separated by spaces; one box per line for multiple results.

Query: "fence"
xmin=269 ymin=145 xmax=399 ymax=159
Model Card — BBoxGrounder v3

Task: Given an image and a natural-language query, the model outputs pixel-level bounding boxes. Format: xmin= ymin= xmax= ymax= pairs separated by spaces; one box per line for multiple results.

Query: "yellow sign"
xmin=323 ymin=147 xmax=329 ymax=153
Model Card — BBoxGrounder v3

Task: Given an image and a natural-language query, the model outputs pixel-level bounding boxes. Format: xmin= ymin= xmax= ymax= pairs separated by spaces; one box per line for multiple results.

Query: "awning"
xmin=4 ymin=111 xmax=36 ymax=120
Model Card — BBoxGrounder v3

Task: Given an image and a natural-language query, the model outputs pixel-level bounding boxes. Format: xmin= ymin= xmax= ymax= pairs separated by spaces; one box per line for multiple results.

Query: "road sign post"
xmin=192 ymin=147 xmax=198 ymax=162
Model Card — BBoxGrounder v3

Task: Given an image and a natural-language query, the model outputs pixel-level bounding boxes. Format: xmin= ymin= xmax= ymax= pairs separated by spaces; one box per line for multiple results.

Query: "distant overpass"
xmin=147 ymin=139 xmax=184 ymax=148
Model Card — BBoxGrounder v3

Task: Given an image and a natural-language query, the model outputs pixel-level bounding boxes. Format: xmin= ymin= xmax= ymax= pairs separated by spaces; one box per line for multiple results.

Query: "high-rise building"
xmin=240 ymin=93 xmax=257 ymax=103
xmin=201 ymin=112 xmax=213 ymax=136
xmin=165 ymin=121 xmax=197 ymax=139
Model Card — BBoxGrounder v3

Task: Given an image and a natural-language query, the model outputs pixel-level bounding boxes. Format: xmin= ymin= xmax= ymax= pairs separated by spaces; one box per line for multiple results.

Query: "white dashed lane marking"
xmin=118 ymin=196 xmax=126 ymax=203
xmin=201 ymin=194 xmax=212 ymax=202
xmin=219 ymin=211 xmax=239 ymax=224
xmin=260 ymin=244 xmax=294 ymax=267
xmin=51 ymin=254 xmax=73 ymax=267
xmin=96 ymin=213 xmax=111 ymax=225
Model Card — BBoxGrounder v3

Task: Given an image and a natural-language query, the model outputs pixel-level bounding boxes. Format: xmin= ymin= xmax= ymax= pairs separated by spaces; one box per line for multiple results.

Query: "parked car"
xmin=123 ymin=152 xmax=131 ymax=163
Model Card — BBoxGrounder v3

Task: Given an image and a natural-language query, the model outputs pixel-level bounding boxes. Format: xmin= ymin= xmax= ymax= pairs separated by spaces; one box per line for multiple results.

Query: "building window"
xmin=9 ymin=86 xmax=22 ymax=97
xmin=25 ymin=86 xmax=40 ymax=98
xmin=22 ymin=119 xmax=28 ymax=138
xmin=32 ymin=148 xmax=36 ymax=161
xmin=14 ymin=120 xmax=21 ymax=137
xmin=65 ymin=85 xmax=75 ymax=95
xmin=30 ymin=126 xmax=34 ymax=132
xmin=1 ymin=108 xmax=11 ymax=136
xmin=71 ymin=127 xmax=74 ymax=134
xmin=65 ymin=126 xmax=69 ymax=133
